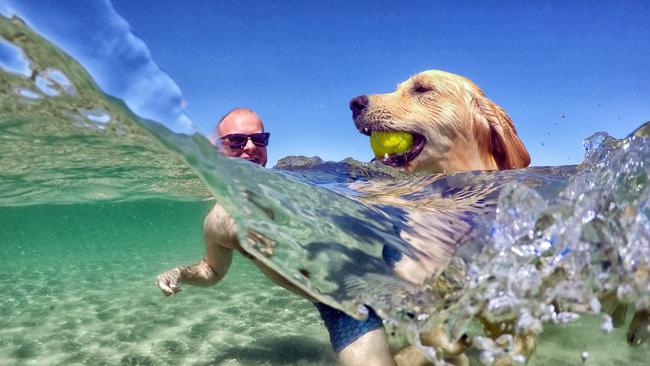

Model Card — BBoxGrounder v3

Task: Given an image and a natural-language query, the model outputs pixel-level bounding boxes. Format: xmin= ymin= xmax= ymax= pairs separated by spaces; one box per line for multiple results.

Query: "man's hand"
xmin=156 ymin=267 xmax=182 ymax=296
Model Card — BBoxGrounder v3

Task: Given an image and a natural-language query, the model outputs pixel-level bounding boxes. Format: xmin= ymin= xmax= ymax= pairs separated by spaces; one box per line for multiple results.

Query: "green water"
xmin=1 ymin=200 xmax=647 ymax=365
xmin=0 ymin=200 xmax=336 ymax=366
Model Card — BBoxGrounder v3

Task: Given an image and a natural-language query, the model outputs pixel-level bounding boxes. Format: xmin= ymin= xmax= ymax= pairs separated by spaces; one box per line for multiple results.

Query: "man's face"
xmin=217 ymin=111 xmax=268 ymax=167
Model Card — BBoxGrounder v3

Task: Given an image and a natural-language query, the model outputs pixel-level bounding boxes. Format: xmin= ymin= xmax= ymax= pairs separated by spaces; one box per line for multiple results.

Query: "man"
xmin=156 ymin=107 xmax=400 ymax=366
xmin=212 ymin=107 xmax=269 ymax=167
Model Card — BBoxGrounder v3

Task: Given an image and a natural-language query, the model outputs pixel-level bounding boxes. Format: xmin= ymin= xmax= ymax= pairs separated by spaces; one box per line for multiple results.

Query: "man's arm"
xmin=156 ymin=204 xmax=237 ymax=295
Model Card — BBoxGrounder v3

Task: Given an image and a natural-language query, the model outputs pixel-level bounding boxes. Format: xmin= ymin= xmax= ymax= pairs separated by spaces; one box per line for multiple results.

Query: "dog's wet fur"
xmin=351 ymin=70 xmax=645 ymax=365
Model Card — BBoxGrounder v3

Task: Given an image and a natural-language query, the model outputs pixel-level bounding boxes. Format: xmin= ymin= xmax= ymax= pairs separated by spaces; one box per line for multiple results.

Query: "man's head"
xmin=215 ymin=107 xmax=269 ymax=167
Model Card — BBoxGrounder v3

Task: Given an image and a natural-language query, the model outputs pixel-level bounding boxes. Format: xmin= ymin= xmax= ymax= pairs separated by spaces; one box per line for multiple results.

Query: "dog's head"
xmin=350 ymin=70 xmax=530 ymax=173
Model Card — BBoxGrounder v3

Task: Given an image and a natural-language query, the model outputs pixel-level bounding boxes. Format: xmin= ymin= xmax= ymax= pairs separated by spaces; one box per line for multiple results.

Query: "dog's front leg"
xmin=627 ymin=309 xmax=650 ymax=346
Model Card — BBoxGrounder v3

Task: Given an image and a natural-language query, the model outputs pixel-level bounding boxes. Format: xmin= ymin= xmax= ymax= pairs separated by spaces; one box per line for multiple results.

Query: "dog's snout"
xmin=349 ymin=95 xmax=369 ymax=119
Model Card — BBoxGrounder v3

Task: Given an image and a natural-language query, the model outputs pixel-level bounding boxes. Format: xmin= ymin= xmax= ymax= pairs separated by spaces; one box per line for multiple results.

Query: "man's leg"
xmin=314 ymin=303 xmax=395 ymax=366
xmin=339 ymin=328 xmax=396 ymax=366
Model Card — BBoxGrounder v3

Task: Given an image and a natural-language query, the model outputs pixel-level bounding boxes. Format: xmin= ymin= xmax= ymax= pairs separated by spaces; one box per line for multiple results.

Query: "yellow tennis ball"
xmin=370 ymin=131 xmax=414 ymax=158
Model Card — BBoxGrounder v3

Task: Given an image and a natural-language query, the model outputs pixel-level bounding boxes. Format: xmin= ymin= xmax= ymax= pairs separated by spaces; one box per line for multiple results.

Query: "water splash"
xmin=416 ymin=128 xmax=650 ymax=364
xmin=1 ymin=0 xmax=195 ymax=134
xmin=0 ymin=14 xmax=210 ymax=205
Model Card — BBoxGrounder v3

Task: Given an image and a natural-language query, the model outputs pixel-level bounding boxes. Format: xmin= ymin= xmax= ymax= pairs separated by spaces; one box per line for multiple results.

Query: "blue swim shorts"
xmin=314 ymin=302 xmax=384 ymax=353
xmin=314 ymin=244 xmax=401 ymax=353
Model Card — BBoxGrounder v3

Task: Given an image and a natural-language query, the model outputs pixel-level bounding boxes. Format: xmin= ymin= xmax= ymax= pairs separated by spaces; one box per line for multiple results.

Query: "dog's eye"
xmin=412 ymin=84 xmax=434 ymax=94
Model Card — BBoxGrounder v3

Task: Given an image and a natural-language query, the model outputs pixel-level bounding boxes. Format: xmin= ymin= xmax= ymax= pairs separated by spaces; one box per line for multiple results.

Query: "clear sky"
xmin=9 ymin=1 xmax=650 ymax=167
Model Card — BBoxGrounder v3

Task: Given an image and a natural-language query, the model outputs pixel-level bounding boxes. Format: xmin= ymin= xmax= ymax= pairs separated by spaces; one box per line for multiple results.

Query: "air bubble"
xmin=601 ymin=314 xmax=613 ymax=333
xmin=79 ymin=107 xmax=111 ymax=124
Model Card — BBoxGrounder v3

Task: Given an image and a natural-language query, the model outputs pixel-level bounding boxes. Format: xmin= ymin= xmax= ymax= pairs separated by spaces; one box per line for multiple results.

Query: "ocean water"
xmin=1 ymin=201 xmax=648 ymax=365
xmin=0 ymin=200 xmax=336 ymax=366
xmin=2 ymin=4 xmax=650 ymax=366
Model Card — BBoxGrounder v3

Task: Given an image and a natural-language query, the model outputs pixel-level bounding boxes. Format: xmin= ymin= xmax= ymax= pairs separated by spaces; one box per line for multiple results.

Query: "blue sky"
xmin=6 ymin=1 xmax=650 ymax=167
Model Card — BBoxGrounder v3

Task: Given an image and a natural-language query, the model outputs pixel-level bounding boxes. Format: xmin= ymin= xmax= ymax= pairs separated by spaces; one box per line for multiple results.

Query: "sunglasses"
xmin=220 ymin=132 xmax=270 ymax=150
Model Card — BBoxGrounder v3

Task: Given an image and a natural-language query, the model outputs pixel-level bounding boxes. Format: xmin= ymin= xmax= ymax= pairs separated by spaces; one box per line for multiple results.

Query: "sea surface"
xmin=2 ymin=4 xmax=650 ymax=366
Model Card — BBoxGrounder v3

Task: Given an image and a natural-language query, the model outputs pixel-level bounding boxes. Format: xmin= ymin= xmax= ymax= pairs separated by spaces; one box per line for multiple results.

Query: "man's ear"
xmin=471 ymin=95 xmax=531 ymax=169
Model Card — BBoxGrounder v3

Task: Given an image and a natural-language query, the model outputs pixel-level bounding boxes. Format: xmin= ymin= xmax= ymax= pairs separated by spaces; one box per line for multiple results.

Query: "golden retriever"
xmin=350 ymin=69 xmax=530 ymax=173
xmin=350 ymin=70 xmax=533 ymax=365
xmin=351 ymin=70 xmax=649 ymax=365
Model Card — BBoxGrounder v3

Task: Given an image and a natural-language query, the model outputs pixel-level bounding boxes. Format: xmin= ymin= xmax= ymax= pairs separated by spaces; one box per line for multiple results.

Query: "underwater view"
xmin=1 ymin=1 xmax=650 ymax=365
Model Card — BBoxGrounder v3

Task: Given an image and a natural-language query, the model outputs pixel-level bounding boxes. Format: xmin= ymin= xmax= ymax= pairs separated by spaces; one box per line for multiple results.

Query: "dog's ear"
xmin=472 ymin=96 xmax=530 ymax=169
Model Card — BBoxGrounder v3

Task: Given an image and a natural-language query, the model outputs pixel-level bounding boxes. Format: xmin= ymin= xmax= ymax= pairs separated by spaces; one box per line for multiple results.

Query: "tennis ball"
xmin=370 ymin=131 xmax=414 ymax=159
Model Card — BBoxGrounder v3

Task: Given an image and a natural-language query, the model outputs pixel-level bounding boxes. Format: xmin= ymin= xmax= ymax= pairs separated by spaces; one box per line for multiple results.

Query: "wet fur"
xmin=357 ymin=70 xmax=648 ymax=364
xmin=354 ymin=70 xmax=534 ymax=364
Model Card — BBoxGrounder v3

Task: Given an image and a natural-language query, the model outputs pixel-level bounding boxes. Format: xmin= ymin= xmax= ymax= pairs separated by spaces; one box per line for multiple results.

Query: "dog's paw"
xmin=611 ymin=303 xmax=629 ymax=328
xmin=627 ymin=310 xmax=650 ymax=346
xmin=419 ymin=324 xmax=470 ymax=356
xmin=443 ymin=354 xmax=469 ymax=366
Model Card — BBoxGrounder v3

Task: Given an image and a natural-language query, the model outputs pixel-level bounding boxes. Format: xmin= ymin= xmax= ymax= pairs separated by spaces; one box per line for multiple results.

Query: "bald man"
xmin=156 ymin=107 xmax=303 ymax=297
xmin=214 ymin=107 xmax=269 ymax=166
xmin=156 ymin=107 xmax=405 ymax=366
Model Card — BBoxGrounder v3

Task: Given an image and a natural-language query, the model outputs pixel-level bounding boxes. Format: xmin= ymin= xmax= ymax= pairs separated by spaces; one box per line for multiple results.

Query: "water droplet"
xmin=35 ymin=75 xmax=60 ymax=96
xmin=601 ymin=314 xmax=613 ymax=333
xmin=14 ymin=87 xmax=41 ymax=99
xmin=589 ymin=298 xmax=601 ymax=313
xmin=0 ymin=37 xmax=32 ymax=77
xmin=556 ymin=312 xmax=580 ymax=324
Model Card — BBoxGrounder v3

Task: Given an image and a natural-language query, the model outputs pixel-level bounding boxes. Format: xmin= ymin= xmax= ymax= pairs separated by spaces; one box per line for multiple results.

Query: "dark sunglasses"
xmin=220 ymin=132 xmax=270 ymax=149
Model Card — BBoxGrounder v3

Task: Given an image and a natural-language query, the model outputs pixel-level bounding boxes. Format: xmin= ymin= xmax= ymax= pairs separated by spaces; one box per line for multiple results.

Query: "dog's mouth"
xmin=359 ymin=127 xmax=426 ymax=168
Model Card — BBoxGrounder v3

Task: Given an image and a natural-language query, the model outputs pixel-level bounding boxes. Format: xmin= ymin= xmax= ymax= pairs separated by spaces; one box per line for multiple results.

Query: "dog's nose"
xmin=349 ymin=95 xmax=369 ymax=119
